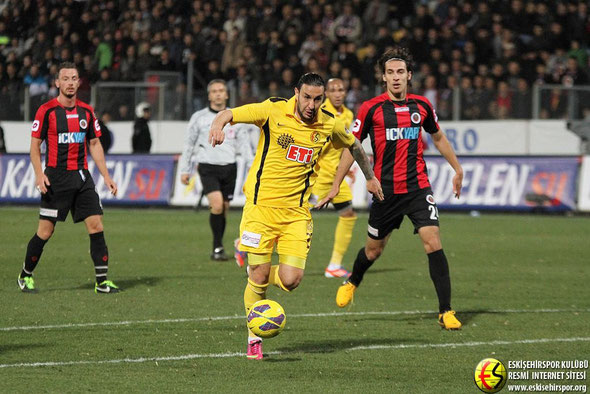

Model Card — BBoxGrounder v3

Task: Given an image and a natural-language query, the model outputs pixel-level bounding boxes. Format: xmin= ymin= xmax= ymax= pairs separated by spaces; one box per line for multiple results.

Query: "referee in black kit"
xmin=179 ymin=79 xmax=252 ymax=261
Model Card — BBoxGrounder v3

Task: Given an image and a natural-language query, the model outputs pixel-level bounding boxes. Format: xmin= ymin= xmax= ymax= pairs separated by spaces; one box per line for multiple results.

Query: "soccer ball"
xmin=247 ymin=299 xmax=286 ymax=338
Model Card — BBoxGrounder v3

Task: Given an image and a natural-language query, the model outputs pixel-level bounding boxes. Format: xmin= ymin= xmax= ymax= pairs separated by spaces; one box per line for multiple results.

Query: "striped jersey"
xmin=230 ymin=95 xmax=355 ymax=208
xmin=352 ymin=92 xmax=440 ymax=196
xmin=31 ymin=98 xmax=101 ymax=170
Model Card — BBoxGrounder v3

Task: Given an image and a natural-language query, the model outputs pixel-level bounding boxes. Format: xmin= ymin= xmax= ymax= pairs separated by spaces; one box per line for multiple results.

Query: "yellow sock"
xmin=244 ymin=278 xmax=268 ymax=338
xmin=330 ymin=216 xmax=357 ymax=265
xmin=268 ymin=265 xmax=290 ymax=292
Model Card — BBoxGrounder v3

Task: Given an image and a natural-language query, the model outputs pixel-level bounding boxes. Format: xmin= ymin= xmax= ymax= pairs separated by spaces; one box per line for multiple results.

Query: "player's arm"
xmin=209 ymin=101 xmax=270 ymax=147
xmin=431 ymin=130 xmax=463 ymax=198
xmin=314 ymin=148 xmax=355 ymax=210
xmin=208 ymin=109 xmax=233 ymax=147
xmin=421 ymin=97 xmax=463 ymax=199
xmin=179 ymin=114 xmax=200 ymax=185
xmin=89 ymin=138 xmax=117 ymax=196
xmin=316 ymin=119 xmax=383 ymax=209
xmin=30 ymin=137 xmax=50 ymax=194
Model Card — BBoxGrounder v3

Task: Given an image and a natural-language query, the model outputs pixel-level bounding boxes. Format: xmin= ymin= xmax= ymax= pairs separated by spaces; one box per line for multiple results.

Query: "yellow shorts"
xmin=239 ymin=202 xmax=313 ymax=269
xmin=310 ymin=179 xmax=353 ymax=206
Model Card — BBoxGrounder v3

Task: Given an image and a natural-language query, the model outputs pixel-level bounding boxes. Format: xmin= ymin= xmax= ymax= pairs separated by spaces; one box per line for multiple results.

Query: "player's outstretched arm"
xmin=89 ymin=138 xmax=117 ymax=196
xmin=30 ymin=137 xmax=50 ymax=194
xmin=208 ymin=109 xmax=234 ymax=147
xmin=349 ymin=139 xmax=384 ymax=201
xmin=314 ymin=149 xmax=355 ymax=209
xmin=431 ymin=130 xmax=463 ymax=198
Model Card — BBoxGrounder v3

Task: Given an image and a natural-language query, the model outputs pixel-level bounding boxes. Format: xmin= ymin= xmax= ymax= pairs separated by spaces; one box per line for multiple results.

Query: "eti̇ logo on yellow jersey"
xmin=474 ymin=358 xmax=507 ymax=393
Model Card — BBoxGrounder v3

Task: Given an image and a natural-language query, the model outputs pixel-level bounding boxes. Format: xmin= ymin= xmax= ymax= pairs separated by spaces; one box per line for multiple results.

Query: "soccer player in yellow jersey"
xmin=209 ymin=73 xmax=383 ymax=360
xmin=311 ymin=78 xmax=357 ymax=279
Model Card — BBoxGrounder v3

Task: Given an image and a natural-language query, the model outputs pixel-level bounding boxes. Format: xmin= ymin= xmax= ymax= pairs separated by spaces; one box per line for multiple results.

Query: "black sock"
xmin=428 ymin=249 xmax=451 ymax=313
xmin=22 ymin=234 xmax=48 ymax=277
xmin=348 ymin=247 xmax=376 ymax=287
xmin=209 ymin=213 xmax=225 ymax=250
xmin=90 ymin=232 xmax=109 ymax=284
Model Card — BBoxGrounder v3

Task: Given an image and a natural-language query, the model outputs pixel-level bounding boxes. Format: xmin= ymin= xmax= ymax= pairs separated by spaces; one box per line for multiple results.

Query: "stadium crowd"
xmin=0 ymin=0 xmax=589 ymax=121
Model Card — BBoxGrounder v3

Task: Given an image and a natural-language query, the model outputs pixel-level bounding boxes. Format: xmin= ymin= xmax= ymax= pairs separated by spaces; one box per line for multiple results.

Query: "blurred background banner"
xmin=426 ymin=156 xmax=579 ymax=211
xmin=0 ymin=154 xmax=581 ymax=211
xmin=347 ymin=156 xmax=579 ymax=212
xmin=0 ymin=154 xmax=176 ymax=205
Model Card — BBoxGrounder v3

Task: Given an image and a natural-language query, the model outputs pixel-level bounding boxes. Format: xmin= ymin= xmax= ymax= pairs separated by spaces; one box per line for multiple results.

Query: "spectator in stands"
xmin=564 ymin=56 xmax=589 ymax=86
xmin=512 ymin=78 xmax=532 ymax=119
xmin=2 ymin=0 xmax=590 ymax=123
xmin=98 ymin=111 xmax=114 ymax=154
xmin=24 ymin=64 xmax=49 ymax=115
xmin=492 ymin=81 xmax=512 ymax=119
xmin=0 ymin=123 xmax=6 ymax=153
xmin=330 ymin=2 xmax=362 ymax=44
xmin=132 ymin=102 xmax=152 ymax=153
xmin=94 ymin=31 xmax=113 ymax=71
xmin=1 ymin=62 xmax=22 ymax=120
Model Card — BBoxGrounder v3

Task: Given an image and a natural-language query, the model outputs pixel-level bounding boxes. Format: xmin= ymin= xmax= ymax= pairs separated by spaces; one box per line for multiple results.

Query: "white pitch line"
xmin=1 ymin=337 xmax=589 ymax=369
xmin=1 ymin=308 xmax=589 ymax=332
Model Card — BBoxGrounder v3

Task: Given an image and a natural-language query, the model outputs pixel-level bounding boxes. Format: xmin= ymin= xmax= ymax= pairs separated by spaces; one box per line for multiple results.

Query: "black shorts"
xmin=40 ymin=168 xmax=103 ymax=223
xmin=197 ymin=163 xmax=237 ymax=201
xmin=367 ymin=187 xmax=439 ymax=240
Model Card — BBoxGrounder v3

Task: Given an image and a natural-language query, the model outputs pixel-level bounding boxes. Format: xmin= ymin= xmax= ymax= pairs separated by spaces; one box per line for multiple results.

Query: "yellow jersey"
xmin=315 ymin=99 xmax=354 ymax=186
xmin=230 ymin=95 xmax=355 ymax=208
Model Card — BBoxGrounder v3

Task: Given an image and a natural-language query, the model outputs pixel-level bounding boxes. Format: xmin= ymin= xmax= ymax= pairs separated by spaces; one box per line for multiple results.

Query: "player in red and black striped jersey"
xmin=18 ymin=62 xmax=121 ymax=294
xmin=317 ymin=48 xmax=464 ymax=329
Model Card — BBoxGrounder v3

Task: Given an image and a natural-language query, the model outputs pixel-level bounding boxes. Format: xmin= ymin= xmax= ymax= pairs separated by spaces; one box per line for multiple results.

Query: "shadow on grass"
xmin=264 ymin=356 xmax=303 ymax=362
xmin=50 ymin=276 xmax=165 ymax=291
xmin=365 ymin=267 xmax=404 ymax=275
xmin=275 ymin=337 xmax=423 ymax=355
xmin=308 ymin=267 xmax=403 ymax=277
xmin=0 ymin=343 xmax=49 ymax=355
xmin=344 ymin=309 xmax=500 ymax=326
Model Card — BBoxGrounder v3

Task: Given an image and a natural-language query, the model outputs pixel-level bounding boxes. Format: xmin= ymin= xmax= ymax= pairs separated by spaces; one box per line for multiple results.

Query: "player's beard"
xmin=297 ymin=104 xmax=316 ymax=123
xmin=61 ymin=87 xmax=76 ymax=99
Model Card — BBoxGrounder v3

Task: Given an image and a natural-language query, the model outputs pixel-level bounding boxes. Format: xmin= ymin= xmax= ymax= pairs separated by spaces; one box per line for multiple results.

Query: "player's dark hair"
xmin=207 ymin=79 xmax=227 ymax=93
xmin=296 ymin=73 xmax=325 ymax=90
xmin=378 ymin=47 xmax=414 ymax=74
xmin=57 ymin=61 xmax=78 ymax=78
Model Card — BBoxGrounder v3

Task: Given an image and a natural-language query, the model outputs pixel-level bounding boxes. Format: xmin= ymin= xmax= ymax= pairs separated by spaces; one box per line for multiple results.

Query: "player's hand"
xmin=314 ymin=185 xmax=340 ymax=210
xmin=180 ymin=174 xmax=190 ymax=185
xmin=453 ymin=171 xmax=463 ymax=199
xmin=366 ymin=177 xmax=384 ymax=201
xmin=36 ymin=174 xmax=50 ymax=194
xmin=208 ymin=127 xmax=225 ymax=147
xmin=104 ymin=176 xmax=118 ymax=196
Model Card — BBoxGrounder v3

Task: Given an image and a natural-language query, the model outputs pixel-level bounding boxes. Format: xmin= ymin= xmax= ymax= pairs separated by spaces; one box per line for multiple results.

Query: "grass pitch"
xmin=0 ymin=207 xmax=589 ymax=393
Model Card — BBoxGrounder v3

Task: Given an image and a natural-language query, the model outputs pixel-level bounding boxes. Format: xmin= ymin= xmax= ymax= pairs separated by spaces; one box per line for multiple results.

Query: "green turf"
xmin=0 ymin=207 xmax=589 ymax=393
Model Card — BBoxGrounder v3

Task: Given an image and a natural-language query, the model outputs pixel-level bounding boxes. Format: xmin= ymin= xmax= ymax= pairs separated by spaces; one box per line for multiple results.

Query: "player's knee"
xmin=279 ymin=275 xmax=302 ymax=291
xmin=339 ymin=208 xmax=356 ymax=218
xmin=209 ymin=202 xmax=224 ymax=214
xmin=422 ymin=238 xmax=442 ymax=253
xmin=365 ymin=245 xmax=383 ymax=261
xmin=37 ymin=227 xmax=54 ymax=240
xmin=88 ymin=222 xmax=104 ymax=233
xmin=249 ymin=266 xmax=270 ymax=284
